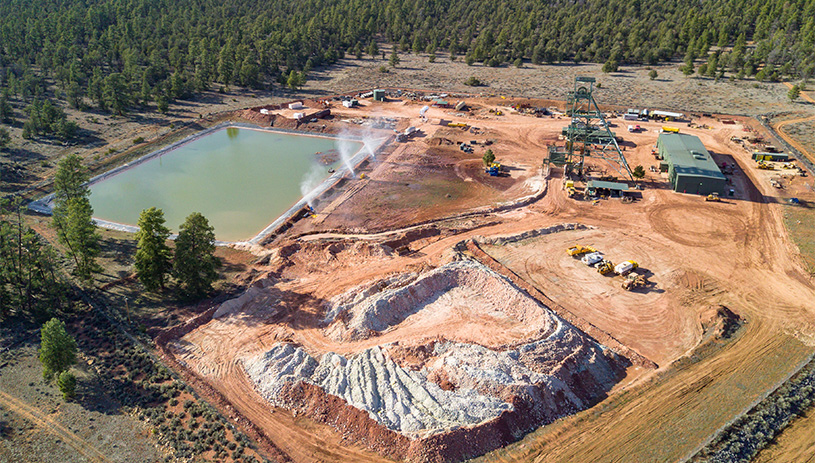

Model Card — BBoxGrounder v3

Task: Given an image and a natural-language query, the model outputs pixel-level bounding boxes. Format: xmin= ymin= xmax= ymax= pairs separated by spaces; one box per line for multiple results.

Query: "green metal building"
xmin=657 ymin=133 xmax=726 ymax=195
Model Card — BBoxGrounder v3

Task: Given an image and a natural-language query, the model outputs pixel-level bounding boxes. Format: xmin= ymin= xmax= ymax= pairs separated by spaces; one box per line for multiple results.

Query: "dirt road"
xmin=0 ymin=389 xmax=112 ymax=463
xmin=772 ymin=112 xmax=815 ymax=163
xmin=164 ymin=103 xmax=815 ymax=463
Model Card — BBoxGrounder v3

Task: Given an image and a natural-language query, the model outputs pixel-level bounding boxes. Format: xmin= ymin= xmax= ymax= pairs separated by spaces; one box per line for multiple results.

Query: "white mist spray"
xmin=300 ymin=163 xmax=326 ymax=208
xmin=336 ymin=137 xmax=357 ymax=177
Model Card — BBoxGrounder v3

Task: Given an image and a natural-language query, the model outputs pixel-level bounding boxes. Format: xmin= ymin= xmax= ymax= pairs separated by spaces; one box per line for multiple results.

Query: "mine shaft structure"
xmin=548 ymin=76 xmax=633 ymax=180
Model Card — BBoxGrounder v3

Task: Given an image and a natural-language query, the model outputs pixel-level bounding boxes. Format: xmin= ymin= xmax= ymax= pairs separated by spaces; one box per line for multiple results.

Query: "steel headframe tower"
xmin=565 ymin=76 xmax=633 ymax=180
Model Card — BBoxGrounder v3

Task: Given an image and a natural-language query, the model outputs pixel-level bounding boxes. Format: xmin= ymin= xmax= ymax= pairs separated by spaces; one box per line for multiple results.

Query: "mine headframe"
xmin=559 ymin=76 xmax=633 ymax=180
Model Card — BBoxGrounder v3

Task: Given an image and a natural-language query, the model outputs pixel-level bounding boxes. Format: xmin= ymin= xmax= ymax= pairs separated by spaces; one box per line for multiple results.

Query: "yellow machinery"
xmin=614 ymin=260 xmax=638 ymax=275
xmin=705 ymin=192 xmax=721 ymax=202
xmin=757 ymin=161 xmax=775 ymax=170
xmin=596 ymin=260 xmax=614 ymax=275
xmin=622 ymin=273 xmax=647 ymax=291
xmin=567 ymin=245 xmax=597 ymax=257
xmin=565 ymin=180 xmax=576 ymax=197
xmin=662 ymin=126 xmax=680 ymax=133
xmin=448 ymin=122 xmax=468 ymax=128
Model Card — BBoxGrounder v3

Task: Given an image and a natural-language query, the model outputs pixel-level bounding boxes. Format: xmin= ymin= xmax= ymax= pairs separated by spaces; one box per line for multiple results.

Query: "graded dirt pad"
xmin=157 ymin=89 xmax=815 ymax=463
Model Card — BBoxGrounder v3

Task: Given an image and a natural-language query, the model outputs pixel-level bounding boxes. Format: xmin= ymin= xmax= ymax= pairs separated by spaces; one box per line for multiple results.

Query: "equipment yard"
xmin=151 ymin=85 xmax=815 ymax=463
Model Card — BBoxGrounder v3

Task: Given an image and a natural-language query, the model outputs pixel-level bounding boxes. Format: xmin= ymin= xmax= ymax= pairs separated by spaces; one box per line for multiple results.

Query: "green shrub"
xmin=464 ymin=76 xmax=482 ymax=86
xmin=133 ymin=137 xmax=145 ymax=144
xmin=57 ymin=371 xmax=77 ymax=400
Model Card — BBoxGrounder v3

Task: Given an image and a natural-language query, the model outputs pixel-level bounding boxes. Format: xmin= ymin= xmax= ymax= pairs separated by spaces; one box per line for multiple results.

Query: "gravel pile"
xmin=245 ymin=343 xmax=510 ymax=438
xmin=323 ymin=260 xmax=555 ymax=342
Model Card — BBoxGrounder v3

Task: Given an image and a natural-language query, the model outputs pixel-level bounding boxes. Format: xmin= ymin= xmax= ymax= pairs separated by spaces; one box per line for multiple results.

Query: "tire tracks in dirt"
xmin=0 ymin=389 xmax=111 ymax=463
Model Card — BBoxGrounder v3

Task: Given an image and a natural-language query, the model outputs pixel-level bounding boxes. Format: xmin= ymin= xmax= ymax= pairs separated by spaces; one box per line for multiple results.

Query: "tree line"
xmin=1 ymin=154 xmax=220 ymax=322
xmin=0 ymin=0 xmax=813 ymax=118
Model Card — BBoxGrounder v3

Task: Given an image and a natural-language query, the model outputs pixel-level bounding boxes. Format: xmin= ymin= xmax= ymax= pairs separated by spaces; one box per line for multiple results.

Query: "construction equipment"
xmin=567 ymin=245 xmax=597 ymax=257
xmin=567 ymin=186 xmax=577 ymax=198
xmin=485 ymin=162 xmax=502 ymax=176
xmin=582 ymin=252 xmax=604 ymax=266
xmin=757 ymin=161 xmax=775 ymax=170
xmin=622 ymin=273 xmax=647 ymax=291
xmin=596 ymin=260 xmax=614 ymax=275
xmin=614 ymin=260 xmax=638 ymax=276
xmin=705 ymin=192 xmax=721 ymax=202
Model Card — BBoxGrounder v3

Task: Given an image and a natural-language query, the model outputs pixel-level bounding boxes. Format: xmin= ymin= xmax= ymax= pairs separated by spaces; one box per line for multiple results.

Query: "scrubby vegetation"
xmin=692 ymin=355 xmax=815 ymax=462
xmin=76 ymin=308 xmax=268 ymax=463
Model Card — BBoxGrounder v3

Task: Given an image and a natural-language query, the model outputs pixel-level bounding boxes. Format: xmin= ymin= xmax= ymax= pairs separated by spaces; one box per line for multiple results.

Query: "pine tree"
xmin=52 ymin=154 xmax=99 ymax=282
xmin=366 ymin=40 xmax=379 ymax=58
xmin=0 ymin=89 xmax=13 ymax=123
xmin=134 ymin=207 xmax=172 ymax=292
xmin=0 ymin=126 xmax=9 ymax=149
xmin=140 ymin=73 xmax=152 ymax=105
xmin=483 ymin=149 xmax=495 ymax=166
xmin=389 ymin=51 xmax=400 ymax=67
xmin=53 ymin=154 xmax=89 ymax=205
xmin=788 ymin=84 xmax=800 ymax=102
xmin=104 ymin=73 xmax=130 ymax=115
xmin=39 ymin=318 xmax=76 ymax=381
xmin=174 ymin=213 xmax=220 ymax=299
xmin=56 ymin=197 xmax=100 ymax=282
xmin=57 ymin=371 xmax=77 ymax=400
xmin=218 ymin=43 xmax=235 ymax=84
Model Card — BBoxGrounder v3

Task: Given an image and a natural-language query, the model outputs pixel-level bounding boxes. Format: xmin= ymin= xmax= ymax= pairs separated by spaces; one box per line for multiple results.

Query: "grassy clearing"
xmin=782 ymin=203 xmax=815 ymax=275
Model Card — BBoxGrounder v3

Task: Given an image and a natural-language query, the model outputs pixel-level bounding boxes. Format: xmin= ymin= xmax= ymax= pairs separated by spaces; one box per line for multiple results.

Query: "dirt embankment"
xmin=228 ymin=258 xmax=627 ymax=463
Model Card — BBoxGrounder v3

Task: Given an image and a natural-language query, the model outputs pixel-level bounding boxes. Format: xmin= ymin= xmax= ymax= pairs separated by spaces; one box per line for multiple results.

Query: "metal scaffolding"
xmin=548 ymin=77 xmax=633 ymax=180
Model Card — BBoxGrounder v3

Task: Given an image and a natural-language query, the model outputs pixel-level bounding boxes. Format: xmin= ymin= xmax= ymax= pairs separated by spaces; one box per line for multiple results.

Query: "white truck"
xmin=614 ymin=260 xmax=638 ymax=275
xmin=581 ymin=252 xmax=604 ymax=266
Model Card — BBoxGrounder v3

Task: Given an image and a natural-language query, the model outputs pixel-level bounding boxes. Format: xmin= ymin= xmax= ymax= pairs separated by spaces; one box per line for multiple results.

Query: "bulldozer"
xmin=757 ymin=161 xmax=775 ymax=170
xmin=705 ymin=192 xmax=721 ymax=202
xmin=596 ymin=260 xmax=614 ymax=275
xmin=622 ymin=273 xmax=648 ymax=291
xmin=566 ymin=245 xmax=597 ymax=257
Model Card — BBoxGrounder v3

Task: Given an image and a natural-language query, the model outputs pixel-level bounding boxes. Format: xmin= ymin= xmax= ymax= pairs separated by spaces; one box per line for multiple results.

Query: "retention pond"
xmin=87 ymin=127 xmax=363 ymax=242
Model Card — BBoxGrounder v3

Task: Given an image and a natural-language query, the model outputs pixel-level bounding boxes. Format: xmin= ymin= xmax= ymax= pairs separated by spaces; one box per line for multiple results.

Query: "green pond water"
xmin=90 ymin=127 xmax=359 ymax=241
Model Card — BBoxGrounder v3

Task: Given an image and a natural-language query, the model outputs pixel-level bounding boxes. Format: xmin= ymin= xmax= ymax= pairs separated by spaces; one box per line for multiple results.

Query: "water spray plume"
xmin=300 ymin=163 xmax=325 ymax=208
xmin=336 ymin=137 xmax=357 ymax=177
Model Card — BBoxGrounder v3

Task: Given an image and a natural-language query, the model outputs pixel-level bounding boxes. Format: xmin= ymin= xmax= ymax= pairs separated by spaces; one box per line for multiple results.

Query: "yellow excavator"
xmin=705 ymin=192 xmax=721 ymax=202
xmin=567 ymin=245 xmax=597 ymax=257
xmin=757 ymin=161 xmax=775 ymax=170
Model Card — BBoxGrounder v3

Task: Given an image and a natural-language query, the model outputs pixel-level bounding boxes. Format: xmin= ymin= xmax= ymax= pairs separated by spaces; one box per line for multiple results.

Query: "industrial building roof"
xmin=658 ymin=133 xmax=726 ymax=179
xmin=586 ymin=180 xmax=629 ymax=191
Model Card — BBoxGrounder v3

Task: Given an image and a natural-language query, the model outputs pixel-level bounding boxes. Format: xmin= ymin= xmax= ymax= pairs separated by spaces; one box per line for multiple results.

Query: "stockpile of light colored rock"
xmin=323 ymin=260 xmax=555 ymax=342
xmin=244 ymin=259 xmax=623 ymax=439
xmin=245 ymin=343 xmax=511 ymax=437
